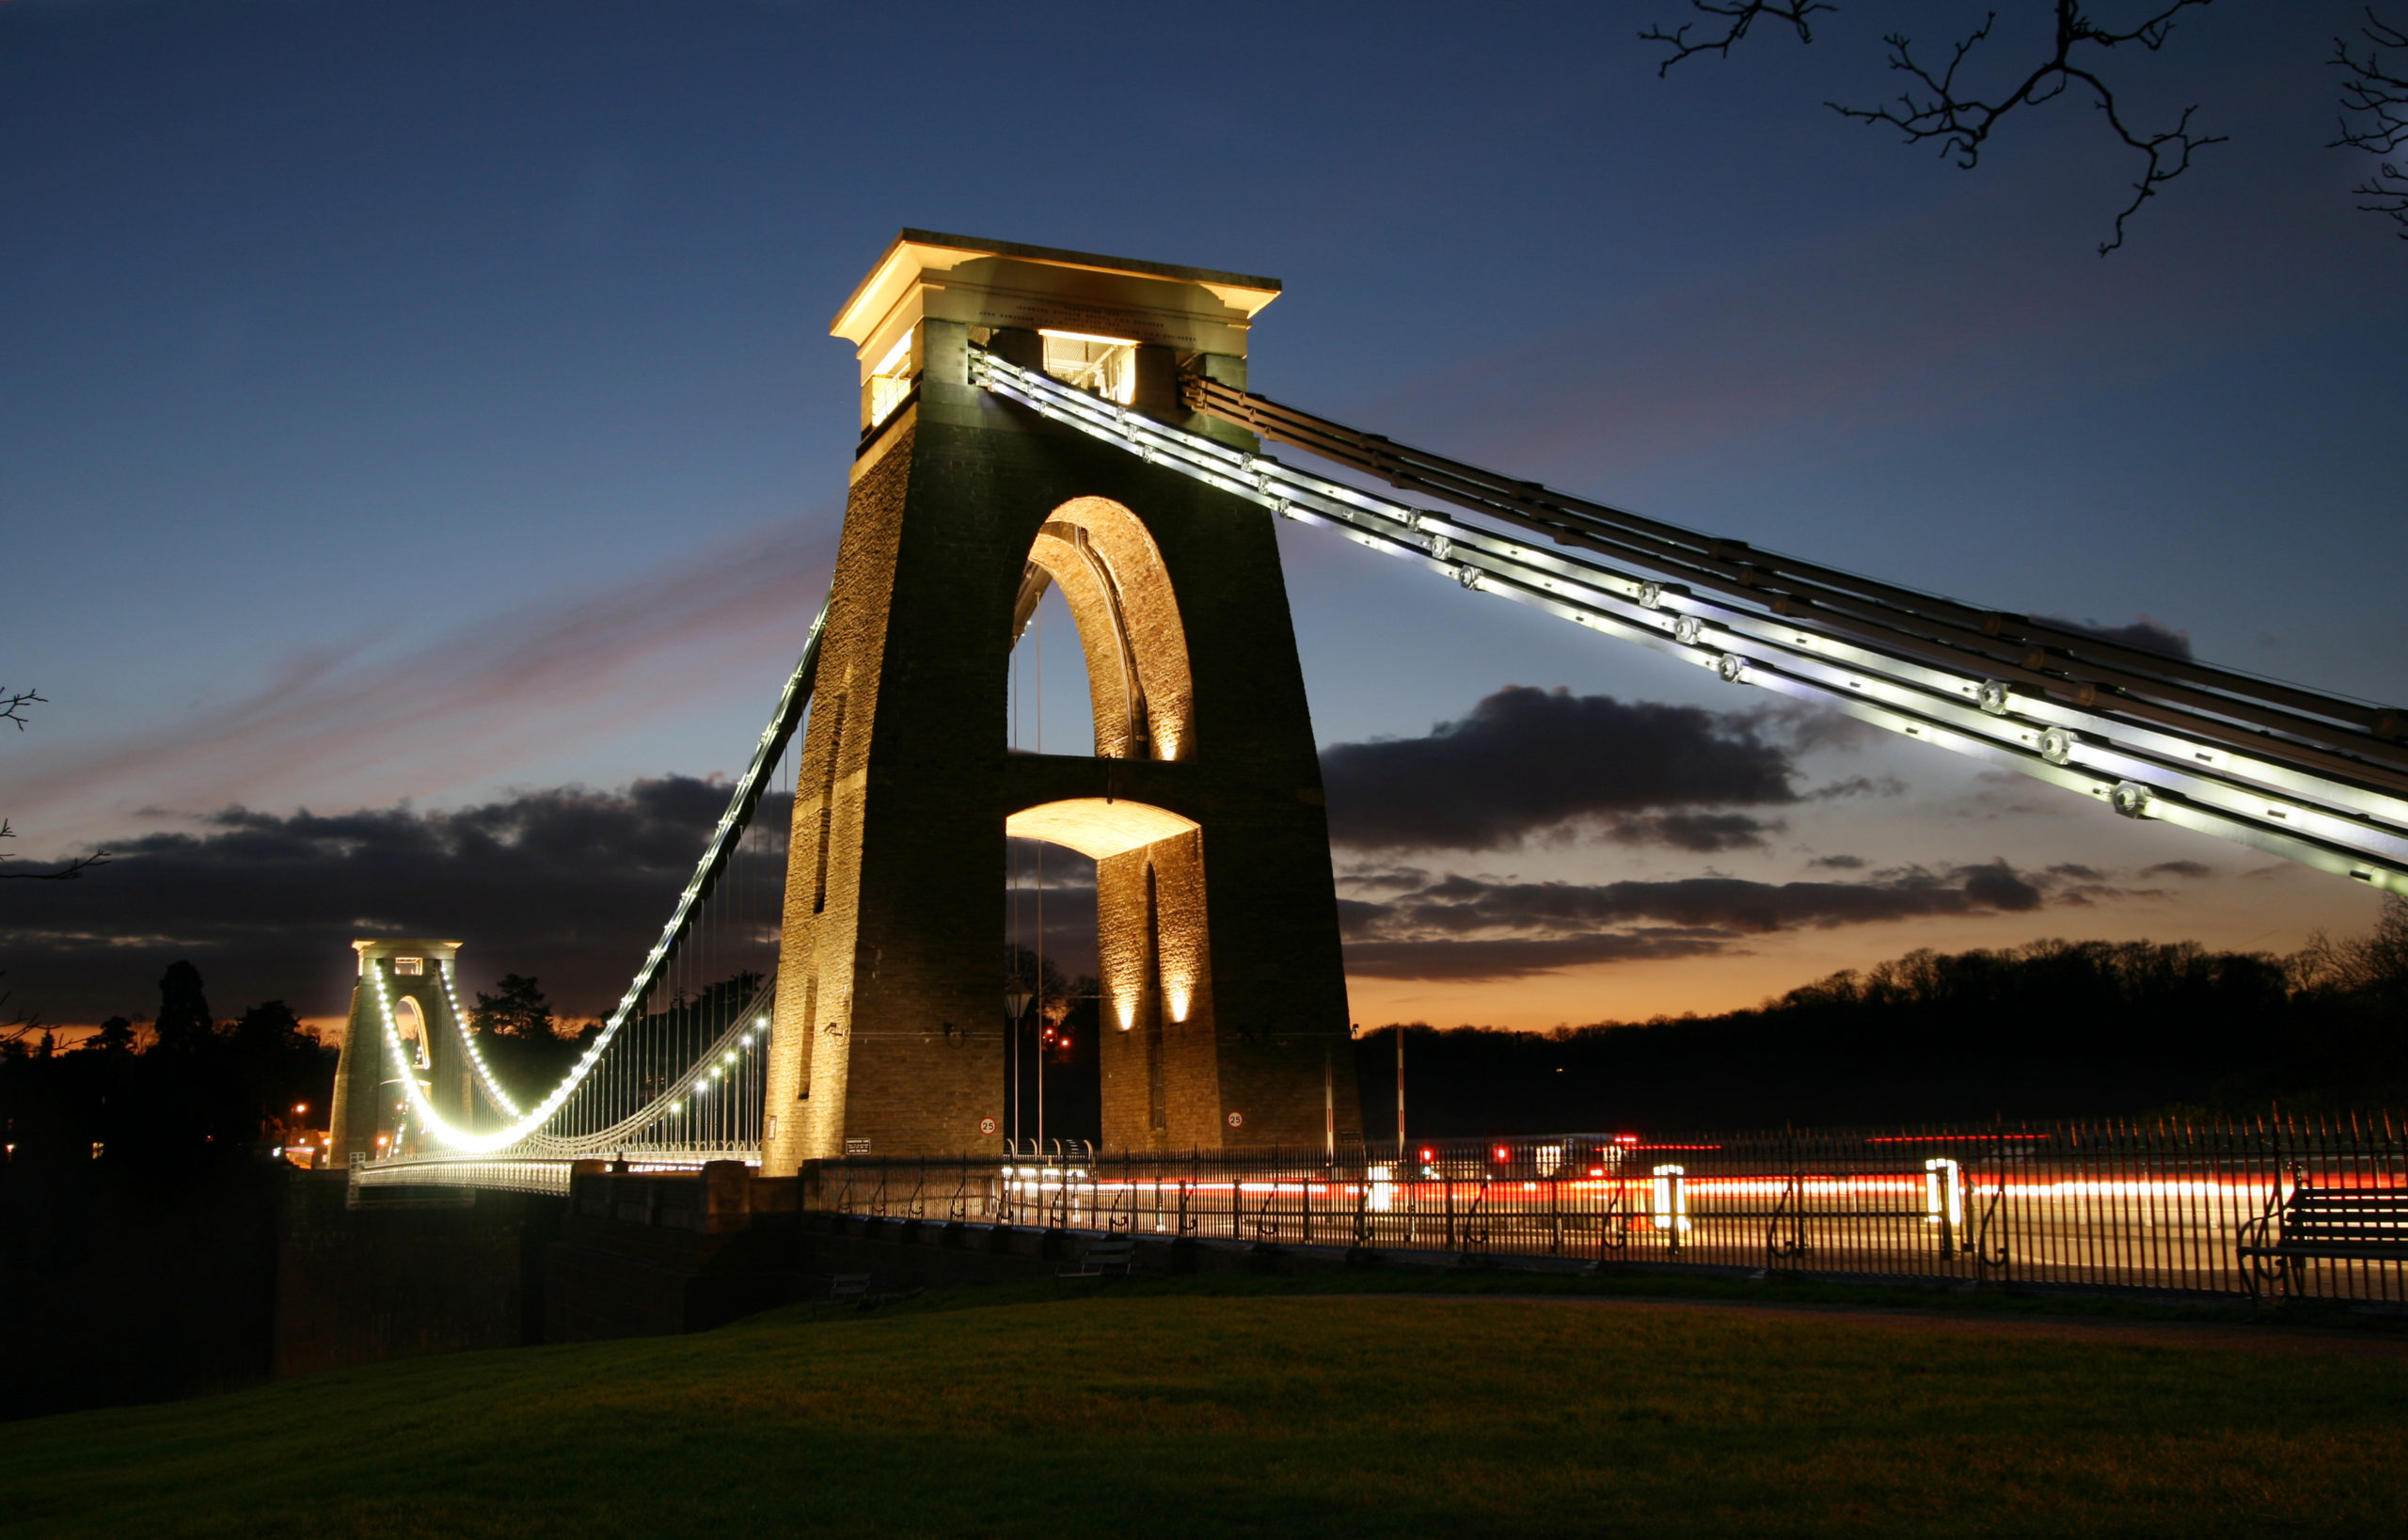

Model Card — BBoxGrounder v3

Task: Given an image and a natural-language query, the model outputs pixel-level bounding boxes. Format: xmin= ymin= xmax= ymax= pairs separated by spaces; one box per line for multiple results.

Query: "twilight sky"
xmin=4 ymin=0 xmax=2403 ymax=1033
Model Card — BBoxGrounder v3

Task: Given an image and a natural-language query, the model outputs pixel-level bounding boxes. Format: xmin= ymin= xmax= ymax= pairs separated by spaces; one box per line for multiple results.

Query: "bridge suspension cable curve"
xmin=370 ymin=596 xmax=830 ymax=1161
xmin=968 ymin=346 xmax=2408 ymax=895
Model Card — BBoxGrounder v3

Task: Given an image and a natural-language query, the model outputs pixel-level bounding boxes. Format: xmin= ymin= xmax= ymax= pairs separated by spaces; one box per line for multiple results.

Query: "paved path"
xmin=1297 ymin=1293 xmax=2408 ymax=1358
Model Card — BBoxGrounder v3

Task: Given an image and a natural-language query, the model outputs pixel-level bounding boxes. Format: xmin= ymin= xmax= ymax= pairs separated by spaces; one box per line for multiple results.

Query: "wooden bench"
xmin=2238 ymin=1185 xmax=2408 ymax=1302
xmin=1059 ymin=1236 xmax=1136 ymax=1278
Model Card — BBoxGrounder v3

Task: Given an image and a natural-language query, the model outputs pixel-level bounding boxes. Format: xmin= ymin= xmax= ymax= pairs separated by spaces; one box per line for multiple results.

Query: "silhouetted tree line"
xmin=0 ymin=961 xmax=334 ymax=1421
xmin=1354 ymin=901 xmax=2408 ymax=1136
xmin=464 ymin=971 xmax=595 ymax=1109
xmin=0 ymin=961 xmax=337 ymax=1170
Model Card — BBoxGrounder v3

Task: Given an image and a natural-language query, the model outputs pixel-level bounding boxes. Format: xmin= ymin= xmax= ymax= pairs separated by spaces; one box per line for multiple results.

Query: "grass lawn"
xmin=6 ymin=1280 xmax=2404 ymax=1538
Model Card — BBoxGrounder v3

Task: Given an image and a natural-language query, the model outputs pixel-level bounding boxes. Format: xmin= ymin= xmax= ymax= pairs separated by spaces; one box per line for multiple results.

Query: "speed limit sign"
xmin=1226 ymin=1111 xmax=1244 ymax=1129
xmin=978 ymin=1117 xmax=998 ymax=1136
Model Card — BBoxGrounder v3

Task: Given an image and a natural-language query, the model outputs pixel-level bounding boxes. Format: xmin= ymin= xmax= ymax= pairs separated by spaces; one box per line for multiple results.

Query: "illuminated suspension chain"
xmin=438 ymin=959 xmax=522 ymax=1120
xmin=534 ymin=987 xmax=775 ymax=1157
xmin=968 ymin=347 xmax=2408 ymax=894
xmin=372 ymin=959 xmax=777 ymax=1159
xmin=370 ymin=596 xmax=829 ymax=1155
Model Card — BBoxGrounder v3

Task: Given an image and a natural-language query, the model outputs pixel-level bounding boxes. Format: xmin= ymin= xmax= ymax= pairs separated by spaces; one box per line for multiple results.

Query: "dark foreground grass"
xmin=7 ymin=1282 xmax=2405 ymax=1538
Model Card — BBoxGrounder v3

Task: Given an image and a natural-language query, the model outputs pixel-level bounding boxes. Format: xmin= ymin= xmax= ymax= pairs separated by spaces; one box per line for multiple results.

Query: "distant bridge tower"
xmin=329 ymin=938 xmax=470 ymax=1165
xmin=762 ymin=231 xmax=1361 ymax=1167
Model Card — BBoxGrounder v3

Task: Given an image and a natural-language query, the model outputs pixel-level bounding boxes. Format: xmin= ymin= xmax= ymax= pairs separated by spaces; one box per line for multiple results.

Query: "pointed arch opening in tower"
xmin=1008 ymin=496 xmax=1195 ymax=762
xmin=391 ymin=994 xmax=428 ymax=1070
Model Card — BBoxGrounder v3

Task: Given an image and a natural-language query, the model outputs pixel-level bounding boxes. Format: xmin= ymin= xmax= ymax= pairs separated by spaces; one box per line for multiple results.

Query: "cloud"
xmin=1600 ymin=812 xmax=1784 ymax=852
xmin=6 ymin=759 xmax=2223 ymax=1020
xmin=1948 ymin=774 xmax=2062 ymax=821
xmin=1319 ymin=686 xmax=1821 ymax=851
xmin=1341 ymin=931 xmax=1729 ymax=981
xmin=1004 ymin=837 xmax=1100 ymax=980
xmin=2040 ymin=614 xmax=2194 ymax=660
xmin=1958 ymin=861 xmax=2043 ymax=912
xmin=1808 ymin=775 xmax=1907 ymax=802
xmin=0 ymin=779 xmax=788 ymax=1025
xmin=1333 ymin=864 xmax=1435 ymax=893
xmin=9 ymin=516 xmax=835 ymax=856
xmin=0 ymin=792 xmax=1123 ymax=1028
xmin=1339 ymin=860 xmax=2064 ymax=980
xmin=2010 ymin=858 xmax=2198 ymax=909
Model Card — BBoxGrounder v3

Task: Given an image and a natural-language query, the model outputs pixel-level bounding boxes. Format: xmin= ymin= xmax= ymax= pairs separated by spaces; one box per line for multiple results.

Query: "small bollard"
xmin=1652 ymin=1164 xmax=1688 ymax=1250
xmin=1925 ymin=1157 xmax=1964 ymax=1258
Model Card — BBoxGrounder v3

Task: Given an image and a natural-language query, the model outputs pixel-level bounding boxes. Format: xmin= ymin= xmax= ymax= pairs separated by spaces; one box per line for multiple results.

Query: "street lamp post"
xmin=1005 ymin=983 xmax=1032 ymax=1148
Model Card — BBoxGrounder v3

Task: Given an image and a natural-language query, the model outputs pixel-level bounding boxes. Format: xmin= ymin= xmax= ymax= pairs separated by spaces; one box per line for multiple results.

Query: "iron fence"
xmin=802 ymin=1117 xmax=2408 ymax=1307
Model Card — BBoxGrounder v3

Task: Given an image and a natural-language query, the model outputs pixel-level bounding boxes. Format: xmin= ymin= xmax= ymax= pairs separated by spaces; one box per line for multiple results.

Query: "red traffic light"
xmin=1418 ymin=1146 xmax=1435 ymax=1163
xmin=1492 ymin=1145 xmax=1512 ymax=1163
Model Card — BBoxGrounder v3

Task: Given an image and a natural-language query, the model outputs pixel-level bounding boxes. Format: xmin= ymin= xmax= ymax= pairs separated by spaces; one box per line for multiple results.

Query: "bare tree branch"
xmin=1648 ymin=3 xmax=2227 ymax=254
xmin=0 ymin=689 xmax=109 ymax=880
xmin=0 ymin=820 xmax=110 ymax=881
xmin=1827 ymin=2 xmax=2224 ymax=255
xmin=1642 ymin=1 xmax=1834 ymax=77
xmin=2333 ymin=8 xmax=2408 ymax=236
xmin=0 ymin=969 xmax=41 ymax=1048
xmin=2 ymin=687 xmax=45 ymax=730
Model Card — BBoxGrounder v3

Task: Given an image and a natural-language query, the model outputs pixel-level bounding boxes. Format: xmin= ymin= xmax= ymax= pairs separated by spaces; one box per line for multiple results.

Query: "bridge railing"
xmin=353 ymin=1145 xmax=764 ymax=1199
xmin=800 ymin=1115 xmax=2408 ymax=1308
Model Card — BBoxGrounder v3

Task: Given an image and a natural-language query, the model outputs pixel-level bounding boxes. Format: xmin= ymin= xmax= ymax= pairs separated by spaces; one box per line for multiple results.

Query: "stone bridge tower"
xmin=761 ymin=231 xmax=1361 ymax=1167
xmin=329 ymin=938 xmax=470 ymax=1165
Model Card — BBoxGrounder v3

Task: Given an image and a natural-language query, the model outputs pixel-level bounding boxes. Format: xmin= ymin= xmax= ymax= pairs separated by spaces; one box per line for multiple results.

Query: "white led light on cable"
xmin=438 ymin=961 xmax=522 ymax=1119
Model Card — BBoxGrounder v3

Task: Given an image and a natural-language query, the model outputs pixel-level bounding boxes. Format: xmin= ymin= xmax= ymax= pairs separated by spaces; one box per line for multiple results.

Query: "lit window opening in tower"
xmin=1039 ymin=329 xmax=1137 ymax=404
xmin=863 ymin=327 xmax=918 ymax=429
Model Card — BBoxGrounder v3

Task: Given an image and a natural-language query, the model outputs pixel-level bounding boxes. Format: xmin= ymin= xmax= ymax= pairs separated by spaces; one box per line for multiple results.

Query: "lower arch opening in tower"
xmin=1005 ymin=798 xmax=1217 ymax=1152
xmin=1003 ymin=832 xmax=1101 ymax=1153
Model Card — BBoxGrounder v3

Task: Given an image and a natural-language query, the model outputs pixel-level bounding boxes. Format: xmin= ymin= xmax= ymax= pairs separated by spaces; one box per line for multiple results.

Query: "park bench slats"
xmin=2238 ymin=1185 xmax=2408 ymax=1301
